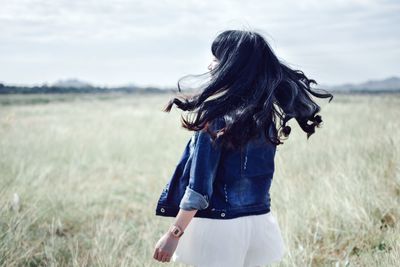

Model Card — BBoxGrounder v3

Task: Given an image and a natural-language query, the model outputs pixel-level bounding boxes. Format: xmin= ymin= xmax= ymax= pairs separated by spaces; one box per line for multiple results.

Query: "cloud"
xmin=0 ymin=0 xmax=399 ymax=86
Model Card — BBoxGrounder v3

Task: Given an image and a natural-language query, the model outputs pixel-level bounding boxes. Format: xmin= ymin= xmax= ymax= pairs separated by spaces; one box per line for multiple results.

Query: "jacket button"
xmin=160 ymin=208 xmax=165 ymax=213
xmin=220 ymin=212 xmax=225 ymax=217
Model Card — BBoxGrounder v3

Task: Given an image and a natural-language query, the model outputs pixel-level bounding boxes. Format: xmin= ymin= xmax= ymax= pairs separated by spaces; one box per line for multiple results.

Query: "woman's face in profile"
xmin=208 ymin=56 xmax=219 ymax=71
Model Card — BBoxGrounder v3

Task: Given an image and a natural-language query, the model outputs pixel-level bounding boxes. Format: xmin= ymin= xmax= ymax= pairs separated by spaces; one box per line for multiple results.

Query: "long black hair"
xmin=163 ymin=29 xmax=334 ymax=150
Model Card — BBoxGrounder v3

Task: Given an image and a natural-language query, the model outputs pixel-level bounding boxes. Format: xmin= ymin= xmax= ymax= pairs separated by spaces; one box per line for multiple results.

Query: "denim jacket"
xmin=155 ymin=116 xmax=277 ymax=219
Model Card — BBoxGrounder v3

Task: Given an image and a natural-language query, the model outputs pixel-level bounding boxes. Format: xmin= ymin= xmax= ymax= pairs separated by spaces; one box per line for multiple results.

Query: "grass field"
xmin=0 ymin=93 xmax=399 ymax=266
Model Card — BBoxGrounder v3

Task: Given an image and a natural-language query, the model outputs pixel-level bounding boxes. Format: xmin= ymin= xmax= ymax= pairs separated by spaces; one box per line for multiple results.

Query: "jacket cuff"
xmin=179 ymin=186 xmax=209 ymax=211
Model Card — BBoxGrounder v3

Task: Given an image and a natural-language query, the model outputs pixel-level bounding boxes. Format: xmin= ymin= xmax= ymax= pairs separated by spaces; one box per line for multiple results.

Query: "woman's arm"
xmin=153 ymin=118 xmax=225 ymax=263
xmin=153 ymin=209 xmax=198 ymax=262
xmin=173 ymin=208 xmax=198 ymax=233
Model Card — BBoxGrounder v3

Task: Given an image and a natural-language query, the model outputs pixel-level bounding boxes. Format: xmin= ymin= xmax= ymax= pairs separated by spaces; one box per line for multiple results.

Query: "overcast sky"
xmin=0 ymin=0 xmax=399 ymax=88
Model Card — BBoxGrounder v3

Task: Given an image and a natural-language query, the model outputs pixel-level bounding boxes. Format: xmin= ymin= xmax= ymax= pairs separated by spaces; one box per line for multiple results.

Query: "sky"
xmin=0 ymin=0 xmax=399 ymax=88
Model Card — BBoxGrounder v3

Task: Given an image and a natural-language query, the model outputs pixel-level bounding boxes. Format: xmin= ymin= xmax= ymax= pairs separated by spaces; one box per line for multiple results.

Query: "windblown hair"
xmin=163 ymin=28 xmax=334 ymax=150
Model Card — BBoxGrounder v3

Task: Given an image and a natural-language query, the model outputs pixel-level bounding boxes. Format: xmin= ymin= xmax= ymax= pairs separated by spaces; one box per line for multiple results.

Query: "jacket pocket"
xmin=229 ymin=175 xmax=272 ymax=206
xmin=241 ymin=141 xmax=276 ymax=178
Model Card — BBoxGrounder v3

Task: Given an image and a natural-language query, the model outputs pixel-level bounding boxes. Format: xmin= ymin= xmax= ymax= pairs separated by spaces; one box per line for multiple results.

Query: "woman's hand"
xmin=153 ymin=209 xmax=198 ymax=262
xmin=153 ymin=231 xmax=180 ymax=262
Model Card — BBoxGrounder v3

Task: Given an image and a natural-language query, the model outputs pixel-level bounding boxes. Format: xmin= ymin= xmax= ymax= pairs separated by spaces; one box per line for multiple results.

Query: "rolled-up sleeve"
xmin=179 ymin=119 xmax=224 ymax=211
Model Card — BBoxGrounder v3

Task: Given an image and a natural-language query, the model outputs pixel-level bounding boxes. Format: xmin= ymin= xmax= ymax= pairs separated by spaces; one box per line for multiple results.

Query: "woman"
xmin=153 ymin=29 xmax=333 ymax=267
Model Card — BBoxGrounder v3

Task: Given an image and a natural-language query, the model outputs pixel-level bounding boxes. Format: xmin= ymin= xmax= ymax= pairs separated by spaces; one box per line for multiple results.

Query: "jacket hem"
xmin=155 ymin=203 xmax=271 ymax=220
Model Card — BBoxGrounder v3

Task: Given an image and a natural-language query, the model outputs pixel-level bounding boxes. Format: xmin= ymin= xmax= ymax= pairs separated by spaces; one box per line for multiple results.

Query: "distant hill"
xmin=321 ymin=76 xmax=400 ymax=93
xmin=0 ymin=76 xmax=399 ymax=94
xmin=0 ymin=78 xmax=174 ymax=94
xmin=50 ymin=78 xmax=95 ymax=89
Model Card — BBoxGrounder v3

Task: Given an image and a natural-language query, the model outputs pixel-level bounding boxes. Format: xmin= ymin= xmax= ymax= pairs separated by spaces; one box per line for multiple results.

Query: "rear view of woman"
xmin=153 ymin=29 xmax=333 ymax=267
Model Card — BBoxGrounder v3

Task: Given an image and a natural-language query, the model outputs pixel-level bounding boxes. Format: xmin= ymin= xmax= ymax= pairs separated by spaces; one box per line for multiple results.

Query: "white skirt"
xmin=172 ymin=212 xmax=286 ymax=267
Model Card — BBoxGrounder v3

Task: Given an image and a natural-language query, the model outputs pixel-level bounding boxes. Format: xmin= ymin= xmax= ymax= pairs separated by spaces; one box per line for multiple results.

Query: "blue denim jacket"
xmin=155 ymin=116 xmax=277 ymax=219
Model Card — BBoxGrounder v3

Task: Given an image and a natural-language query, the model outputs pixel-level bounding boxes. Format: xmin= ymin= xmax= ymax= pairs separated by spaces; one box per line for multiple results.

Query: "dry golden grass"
xmin=0 ymin=93 xmax=399 ymax=266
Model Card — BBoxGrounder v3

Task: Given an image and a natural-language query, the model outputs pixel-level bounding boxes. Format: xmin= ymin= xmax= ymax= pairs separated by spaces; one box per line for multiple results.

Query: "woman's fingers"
xmin=161 ymin=252 xmax=172 ymax=262
xmin=153 ymin=248 xmax=159 ymax=260
xmin=154 ymin=248 xmax=171 ymax=262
